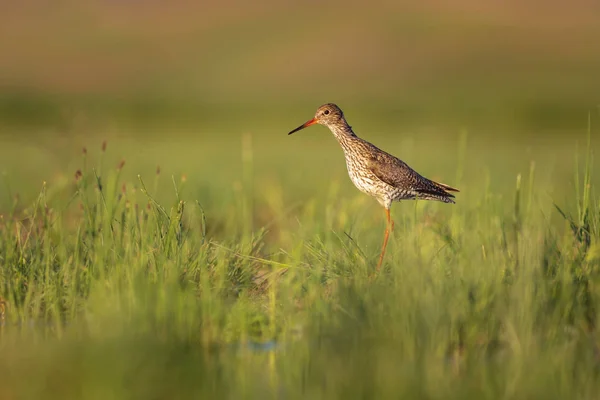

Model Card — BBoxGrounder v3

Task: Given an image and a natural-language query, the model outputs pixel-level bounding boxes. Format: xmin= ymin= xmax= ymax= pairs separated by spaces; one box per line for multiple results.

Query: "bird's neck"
xmin=328 ymin=120 xmax=358 ymax=149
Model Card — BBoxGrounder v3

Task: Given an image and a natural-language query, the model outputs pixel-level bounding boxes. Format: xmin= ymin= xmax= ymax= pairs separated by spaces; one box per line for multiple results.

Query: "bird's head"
xmin=288 ymin=103 xmax=344 ymax=135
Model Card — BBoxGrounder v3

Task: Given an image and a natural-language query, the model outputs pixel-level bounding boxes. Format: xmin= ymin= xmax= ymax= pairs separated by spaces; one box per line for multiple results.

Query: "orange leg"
xmin=377 ymin=208 xmax=394 ymax=271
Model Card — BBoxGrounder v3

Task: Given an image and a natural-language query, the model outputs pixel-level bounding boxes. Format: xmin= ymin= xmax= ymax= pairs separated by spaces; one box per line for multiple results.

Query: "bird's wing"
xmin=366 ymin=150 xmax=459 ymax=199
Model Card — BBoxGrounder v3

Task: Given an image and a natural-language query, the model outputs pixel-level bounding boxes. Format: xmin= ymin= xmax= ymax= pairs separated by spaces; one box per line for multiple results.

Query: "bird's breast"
xmin=343 ymin=154 xmax=388 ymax=197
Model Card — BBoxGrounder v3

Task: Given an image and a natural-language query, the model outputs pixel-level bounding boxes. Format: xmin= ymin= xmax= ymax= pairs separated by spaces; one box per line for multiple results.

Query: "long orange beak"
xmin=288 ymin=117 xmax=318 ymax=135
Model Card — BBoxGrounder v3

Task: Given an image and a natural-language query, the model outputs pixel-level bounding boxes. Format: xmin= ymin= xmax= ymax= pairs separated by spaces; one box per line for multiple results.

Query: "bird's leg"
xmin=377 ymin=208 xmax=392 ymax=271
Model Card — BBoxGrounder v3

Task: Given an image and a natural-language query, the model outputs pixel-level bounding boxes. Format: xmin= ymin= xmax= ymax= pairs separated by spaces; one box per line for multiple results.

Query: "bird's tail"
xmin=433 ymin=180 xmax=460 ymax=193
xmin=415 ymin=179 xmax=460 ymax=204
xmin=417 ymin=192 xmax=456 ymax=204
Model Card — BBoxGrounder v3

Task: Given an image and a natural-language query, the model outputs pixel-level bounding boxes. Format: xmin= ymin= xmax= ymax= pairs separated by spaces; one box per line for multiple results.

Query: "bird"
xmin=288 ymin=103 xmax=459 ymax=270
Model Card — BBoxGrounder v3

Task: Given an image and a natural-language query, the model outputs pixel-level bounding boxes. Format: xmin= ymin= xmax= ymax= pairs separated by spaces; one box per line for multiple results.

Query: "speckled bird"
xmin=288 ymin=103 xmax=459 ymax=270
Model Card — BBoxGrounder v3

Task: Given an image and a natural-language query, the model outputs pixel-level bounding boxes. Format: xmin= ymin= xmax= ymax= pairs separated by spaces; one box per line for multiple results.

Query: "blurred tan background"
xmin=1 ymin=0 xmax=600 ymax=130
xmin=1 ymin=0 xmax=599 ymax=213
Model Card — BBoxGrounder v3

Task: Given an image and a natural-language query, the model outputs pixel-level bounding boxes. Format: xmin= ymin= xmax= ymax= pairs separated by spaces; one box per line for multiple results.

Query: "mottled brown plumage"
xmin=288 ymin=103 xmax=459 ymax=270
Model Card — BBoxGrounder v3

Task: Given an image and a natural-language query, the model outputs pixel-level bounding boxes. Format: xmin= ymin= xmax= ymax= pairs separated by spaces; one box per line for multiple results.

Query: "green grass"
xmin=0 ymin=120 xmax=599 ymax=399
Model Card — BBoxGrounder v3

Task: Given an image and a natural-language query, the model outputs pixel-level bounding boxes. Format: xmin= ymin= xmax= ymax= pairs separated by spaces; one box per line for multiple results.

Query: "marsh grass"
xmin=0 ymin=129 xmax=599 ymax=399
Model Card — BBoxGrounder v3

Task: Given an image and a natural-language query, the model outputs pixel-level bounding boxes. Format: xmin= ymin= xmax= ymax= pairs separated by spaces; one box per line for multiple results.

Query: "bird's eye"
xmin=324 ymin=110 xmax=330 ymax=115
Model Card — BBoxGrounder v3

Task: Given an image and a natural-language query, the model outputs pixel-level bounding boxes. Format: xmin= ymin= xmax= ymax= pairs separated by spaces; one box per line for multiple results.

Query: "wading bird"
xmin=288 ymin=103 xmax=459 ymax=270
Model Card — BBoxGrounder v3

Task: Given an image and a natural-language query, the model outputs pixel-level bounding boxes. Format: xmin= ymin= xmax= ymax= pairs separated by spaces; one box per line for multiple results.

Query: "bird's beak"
xmin=288 ymin=117 xmax=318 ymax=135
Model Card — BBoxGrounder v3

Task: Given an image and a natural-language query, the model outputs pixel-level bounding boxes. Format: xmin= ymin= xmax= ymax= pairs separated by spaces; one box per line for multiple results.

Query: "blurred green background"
xmin=1 ymin=0 xmax=600 ymax=208
xmin=2 ymin=0 xmax=600 ymax=127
